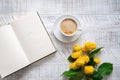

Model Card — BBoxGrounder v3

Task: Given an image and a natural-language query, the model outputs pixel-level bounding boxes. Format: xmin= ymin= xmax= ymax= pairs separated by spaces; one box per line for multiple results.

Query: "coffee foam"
xmin=60 ymin=19 xmax=77 ymax=35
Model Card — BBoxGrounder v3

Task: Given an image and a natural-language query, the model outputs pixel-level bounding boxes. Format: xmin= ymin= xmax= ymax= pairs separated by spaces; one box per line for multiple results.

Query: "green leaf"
xmin=69 ymin=76 xmax=82 ymax=80
xmin=69 ymin=71 xmax=84 ymax=80
xmin=92 ymin=71 xmax=103 ymax=80
xmin=98 ymin=63 xmax=113 ymax=75
xmin=68 ymin=56 xmax=76 ymax=62
xmin=89 ymin=47 xmax=103 ymax=58
xmin=86 ymin=57 xmax=95 ymax=67
xmin=63 ymin=70 xmax=78 ymax=77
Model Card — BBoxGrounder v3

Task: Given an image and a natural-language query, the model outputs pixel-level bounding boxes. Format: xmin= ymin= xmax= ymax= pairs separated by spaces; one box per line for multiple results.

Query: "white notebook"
xmin=0 ymin=12 xmax=56 ymax=78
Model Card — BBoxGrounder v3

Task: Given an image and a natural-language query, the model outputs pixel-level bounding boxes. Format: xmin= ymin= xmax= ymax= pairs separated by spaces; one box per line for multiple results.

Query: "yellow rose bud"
xmin=73 ymin=45 xmax=81 ymax=52
xmin=75 ymin=58 xmax=85 ymax=67
xmin=71 ymin=52 xmax=81 ymax=59
xmin=84 ymin=66 xmax=94 ymax=75
xmin=82 ymin=55 xmax=90 ymax=63
xmin=85 ymin=42 xmax=96 ymax=51
xmin=70 ymin=62 xmax=78 ymax=70
xmin=94 ymin=58 xmax=100 ymax=64
xmin=82 ymin=46 xmax=88 ymax=52
xmin=82 ymin=42 xmax=96 ymax=52
xmin=78 ymin=50 xmax=82 ymax=55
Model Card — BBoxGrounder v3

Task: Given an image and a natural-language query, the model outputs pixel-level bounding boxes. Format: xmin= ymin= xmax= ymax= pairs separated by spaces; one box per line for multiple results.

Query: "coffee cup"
xmin=60 ymin=16 xmax=80 ymax=37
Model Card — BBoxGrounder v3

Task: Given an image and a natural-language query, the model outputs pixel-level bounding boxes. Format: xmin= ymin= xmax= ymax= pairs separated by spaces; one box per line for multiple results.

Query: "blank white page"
xmin=11 ymin=12 xmax=56 ymax=63
xmin=0 ymin=25 xmax=29 ymax=78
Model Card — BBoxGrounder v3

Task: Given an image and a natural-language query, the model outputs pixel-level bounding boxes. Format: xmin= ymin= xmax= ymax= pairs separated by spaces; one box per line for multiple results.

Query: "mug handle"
xmin=78 ymin=27 xmax=82 ymax=31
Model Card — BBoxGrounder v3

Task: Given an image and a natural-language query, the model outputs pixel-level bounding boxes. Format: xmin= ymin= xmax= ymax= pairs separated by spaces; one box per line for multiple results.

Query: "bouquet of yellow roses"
xmin=62 ymin=42 xmax=113 ymax=80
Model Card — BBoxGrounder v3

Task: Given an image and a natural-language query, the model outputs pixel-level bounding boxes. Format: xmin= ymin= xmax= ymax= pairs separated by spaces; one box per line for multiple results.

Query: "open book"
xmin=0 ymin=12 xmax=56 ymax=78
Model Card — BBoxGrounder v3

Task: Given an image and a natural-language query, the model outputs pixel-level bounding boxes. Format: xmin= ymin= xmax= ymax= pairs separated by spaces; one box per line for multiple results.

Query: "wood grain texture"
xmin=0 ymin=0 xmax=120 ymax=80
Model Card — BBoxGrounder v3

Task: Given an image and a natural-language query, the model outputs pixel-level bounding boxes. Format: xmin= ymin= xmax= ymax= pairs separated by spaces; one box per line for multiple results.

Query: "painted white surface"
xmin=0 ymin=0 xmax=120 ymax=80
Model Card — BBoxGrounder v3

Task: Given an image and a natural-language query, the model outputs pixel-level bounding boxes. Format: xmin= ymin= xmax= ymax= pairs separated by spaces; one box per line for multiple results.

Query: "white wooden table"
xmin=0 ymin=0 xmax=120 ymax=80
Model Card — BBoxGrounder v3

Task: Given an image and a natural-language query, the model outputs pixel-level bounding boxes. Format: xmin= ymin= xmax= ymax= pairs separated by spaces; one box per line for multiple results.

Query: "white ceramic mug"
xmin=59 ymin=15 xmax=81 ymax=37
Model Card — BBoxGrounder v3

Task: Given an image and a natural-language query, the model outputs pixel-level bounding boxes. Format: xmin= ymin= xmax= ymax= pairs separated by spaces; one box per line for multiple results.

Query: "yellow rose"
xmin=82 ymin=46 xmax=88 ymax=52
xmin=73 ymin=45 xmax=81 ymax=52
xmin=71 ymin=52 xmax=81 ymax=59
xmin=94 ymin=58 xmax=100 ymax=64
xmin=84 ymin=66 xmax=94 ymax=75
xmin=82 ymin=42 xmax=96 ymax=52
xmin=82 ymin=55 xmax=90 ymax=63
xmin=70 ymin=62 xmax=78 ymax=70
xmin=78 ymin=50 xmax=82 ymax=55
xmin=85 ymin=42 xmax=96 ymax=50
xmin=75 ymin=58 xmax=85 ymax=67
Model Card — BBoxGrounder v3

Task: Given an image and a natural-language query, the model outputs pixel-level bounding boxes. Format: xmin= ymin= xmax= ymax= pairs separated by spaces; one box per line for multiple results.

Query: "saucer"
xmin=53 ymin=15 xmax=82 ymax=43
